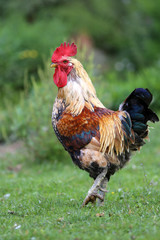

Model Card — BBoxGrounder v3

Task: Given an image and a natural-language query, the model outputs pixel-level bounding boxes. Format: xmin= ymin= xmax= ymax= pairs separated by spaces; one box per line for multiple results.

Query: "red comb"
xmin=52 ymin=42 xmax=77 ymax=62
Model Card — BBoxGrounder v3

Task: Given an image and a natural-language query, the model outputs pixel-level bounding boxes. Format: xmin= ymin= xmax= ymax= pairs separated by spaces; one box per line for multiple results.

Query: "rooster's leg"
xmin=97 ymin=178 xmax=108 ymax=206
xmin=82 ymin=167 xmax=108 ymax=207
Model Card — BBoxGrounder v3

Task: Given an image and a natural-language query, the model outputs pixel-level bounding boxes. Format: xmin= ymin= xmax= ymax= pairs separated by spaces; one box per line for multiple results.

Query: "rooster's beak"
xmin=50 ymin=63 xmax=57 ymax=68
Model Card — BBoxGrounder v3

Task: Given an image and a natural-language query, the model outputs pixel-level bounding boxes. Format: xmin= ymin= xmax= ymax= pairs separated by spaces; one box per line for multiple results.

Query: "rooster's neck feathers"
xmin=57 ymin=58 xmax=104 ymax=115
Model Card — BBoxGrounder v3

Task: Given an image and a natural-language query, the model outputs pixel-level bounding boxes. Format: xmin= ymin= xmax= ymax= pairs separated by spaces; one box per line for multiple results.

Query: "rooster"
xmin=51 ymin=42 xmax=159 ymax=206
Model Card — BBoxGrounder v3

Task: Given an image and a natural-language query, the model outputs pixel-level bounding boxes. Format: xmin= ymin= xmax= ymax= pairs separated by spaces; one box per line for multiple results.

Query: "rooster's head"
xmin=51 ymin=42 xmax=77 ymax=88
xmin=51 ymin=42 xmax=104 ymax=115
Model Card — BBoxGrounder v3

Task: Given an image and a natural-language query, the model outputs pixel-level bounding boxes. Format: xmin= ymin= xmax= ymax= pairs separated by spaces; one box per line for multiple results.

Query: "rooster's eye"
xmin=63 ymin=60 xmax=68 ymax=63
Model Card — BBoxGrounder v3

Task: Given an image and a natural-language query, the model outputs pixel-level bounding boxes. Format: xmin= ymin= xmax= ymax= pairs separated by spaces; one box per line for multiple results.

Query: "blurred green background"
xmin=1 ymin=3 xmax=160 ymax=239
xmin=0 ymin=0 xmax=160 ymax=160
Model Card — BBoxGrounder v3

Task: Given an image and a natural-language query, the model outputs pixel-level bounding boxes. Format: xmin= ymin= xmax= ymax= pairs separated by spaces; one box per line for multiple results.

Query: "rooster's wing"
xmin=56 ymin=107 xmax=134 ymax=155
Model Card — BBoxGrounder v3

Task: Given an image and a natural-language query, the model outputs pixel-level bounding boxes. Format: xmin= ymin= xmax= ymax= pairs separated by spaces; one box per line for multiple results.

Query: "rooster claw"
xmin=82 ymin=193 xmax=104 ymax=207
xmin=99 ymin=187 xmax=108 ymax=193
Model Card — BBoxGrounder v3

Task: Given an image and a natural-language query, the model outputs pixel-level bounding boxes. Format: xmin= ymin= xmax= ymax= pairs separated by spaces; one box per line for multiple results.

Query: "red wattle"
xmin=53 ymin=66 xmax=67 ymax=88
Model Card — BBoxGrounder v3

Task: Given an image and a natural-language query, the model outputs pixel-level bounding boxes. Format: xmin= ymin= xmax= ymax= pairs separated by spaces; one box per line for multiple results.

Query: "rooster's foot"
xmin=82 ymin=168 xmax=108 ymax=207
xmin=82 ymin=192 xmax=104 ymax=206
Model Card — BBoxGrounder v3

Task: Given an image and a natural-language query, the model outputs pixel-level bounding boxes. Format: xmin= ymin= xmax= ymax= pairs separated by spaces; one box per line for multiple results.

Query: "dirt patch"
xmin=0 ymin=140 xmax=24 ymax=156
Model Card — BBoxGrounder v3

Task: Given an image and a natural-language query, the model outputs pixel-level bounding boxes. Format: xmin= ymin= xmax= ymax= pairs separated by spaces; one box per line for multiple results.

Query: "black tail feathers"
xmin=119 ymin=88 xmax=159 ymax=141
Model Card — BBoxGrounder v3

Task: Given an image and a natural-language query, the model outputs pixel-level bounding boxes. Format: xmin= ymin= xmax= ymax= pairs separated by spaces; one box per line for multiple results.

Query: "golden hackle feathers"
xmin=99 ymin=115 xmax=115 ymax=154
xmin=57 ymin=58 xmax=104 ymax=116
xmin=99 ymin=111 xmax=130 ymax=156
xmin=70 ymin=58 xmax=96 ymax=95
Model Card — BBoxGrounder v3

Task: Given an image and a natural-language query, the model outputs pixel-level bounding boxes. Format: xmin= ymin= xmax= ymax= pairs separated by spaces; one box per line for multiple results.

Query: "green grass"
xmin=0 ymin=121 xmax=160 ymax=240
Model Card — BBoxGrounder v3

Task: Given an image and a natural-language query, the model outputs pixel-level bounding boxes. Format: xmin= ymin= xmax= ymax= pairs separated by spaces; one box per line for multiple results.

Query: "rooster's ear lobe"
xmin=52 ymin=42 xmax=77 ymax=62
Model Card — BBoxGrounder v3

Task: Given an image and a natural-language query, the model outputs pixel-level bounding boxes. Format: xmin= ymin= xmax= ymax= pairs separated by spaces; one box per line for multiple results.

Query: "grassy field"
xmin=0 ymin=121 xmax=160 ymax=240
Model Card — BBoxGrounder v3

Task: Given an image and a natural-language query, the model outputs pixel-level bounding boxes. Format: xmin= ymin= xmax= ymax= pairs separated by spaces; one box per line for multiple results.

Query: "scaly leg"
xmin=82 ymin=167 xmax=108 ymax=207
xmin=97 ymin=178 xmax=108 ymax=206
